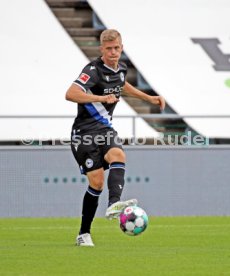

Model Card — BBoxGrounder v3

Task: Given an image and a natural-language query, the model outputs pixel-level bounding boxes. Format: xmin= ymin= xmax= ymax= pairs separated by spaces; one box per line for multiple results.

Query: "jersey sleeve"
xmin=73 ymin=65 xmax=99 ymax=92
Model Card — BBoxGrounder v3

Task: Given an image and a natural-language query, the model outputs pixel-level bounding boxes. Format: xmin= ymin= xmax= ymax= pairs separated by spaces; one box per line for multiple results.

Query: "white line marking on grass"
xmin=1 ymin=224 xmax=230 ymax=230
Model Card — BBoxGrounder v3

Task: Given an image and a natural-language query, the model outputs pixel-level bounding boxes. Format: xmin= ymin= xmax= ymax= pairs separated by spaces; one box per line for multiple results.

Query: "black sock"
xmin=79 ymin=186 xmax=102 ymax=235
xmin=107 ymin=162 xmax=125 ymax=207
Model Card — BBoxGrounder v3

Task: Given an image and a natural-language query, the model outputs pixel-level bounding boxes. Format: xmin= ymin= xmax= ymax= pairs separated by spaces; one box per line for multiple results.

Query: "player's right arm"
xmin=65 ymin=84 xmax=117 ymax=104
xmin=66 ymin=65 xmax=118 ymax=104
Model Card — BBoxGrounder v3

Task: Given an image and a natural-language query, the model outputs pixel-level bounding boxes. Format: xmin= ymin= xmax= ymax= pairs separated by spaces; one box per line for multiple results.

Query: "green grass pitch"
xmin=1 ymin=217 xmax=230 ymax=275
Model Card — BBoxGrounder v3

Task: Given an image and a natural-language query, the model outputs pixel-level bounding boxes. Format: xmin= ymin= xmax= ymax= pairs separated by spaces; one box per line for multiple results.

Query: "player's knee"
xmin=116 ymin=150 xmax=126 ymax=162
xmin=105 ymin=148 xmax=126 ymax=163
xmin=87 ymin=170 xmax=104 ymax=191
xmin=92 ymin=179 xmax=104 ymax=190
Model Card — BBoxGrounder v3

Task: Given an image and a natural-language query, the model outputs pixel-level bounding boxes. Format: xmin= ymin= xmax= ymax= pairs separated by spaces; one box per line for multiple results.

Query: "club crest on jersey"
xmin=120 ymin=72 xmax=125 ymax=82
xmin=78 ymin=73 xmax=90 ymax=84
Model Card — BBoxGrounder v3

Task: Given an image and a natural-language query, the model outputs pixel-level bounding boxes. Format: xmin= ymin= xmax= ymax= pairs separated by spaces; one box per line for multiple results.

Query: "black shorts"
xmin=71 ymin=128 xmax=123 ymax=175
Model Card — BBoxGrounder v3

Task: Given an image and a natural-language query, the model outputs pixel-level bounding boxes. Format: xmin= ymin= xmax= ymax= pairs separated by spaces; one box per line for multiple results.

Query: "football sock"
xmin=79 ymin=186 xmax=102 ymax=235
xmin=107 ymin=162 xmax=125 ymax=206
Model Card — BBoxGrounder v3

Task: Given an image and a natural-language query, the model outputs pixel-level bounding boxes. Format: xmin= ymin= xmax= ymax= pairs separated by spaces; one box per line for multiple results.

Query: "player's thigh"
xmin=102 ymin=129 xmax=125 ymax=163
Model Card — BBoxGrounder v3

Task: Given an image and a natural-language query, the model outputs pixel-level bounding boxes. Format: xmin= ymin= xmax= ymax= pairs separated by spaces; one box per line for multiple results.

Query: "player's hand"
xmin=102 ymin=94 xmax=119 ymax=104
xmin=148 ymin=95 xmax=165 ymax=111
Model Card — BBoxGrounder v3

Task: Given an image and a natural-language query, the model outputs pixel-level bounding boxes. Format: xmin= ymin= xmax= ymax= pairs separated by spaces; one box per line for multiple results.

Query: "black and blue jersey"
xmin=72 ymin=57 xmax=127 ymax=132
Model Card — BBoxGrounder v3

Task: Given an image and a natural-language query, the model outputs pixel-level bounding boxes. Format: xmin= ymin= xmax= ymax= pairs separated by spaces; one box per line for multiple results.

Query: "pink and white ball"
xmin=119 ymin=206 xmax=149 ymax=236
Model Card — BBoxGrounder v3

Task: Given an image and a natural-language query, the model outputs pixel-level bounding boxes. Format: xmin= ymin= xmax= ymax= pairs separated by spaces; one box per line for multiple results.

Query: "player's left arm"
xmin=123 ymin=81 xmax=165 ymax=110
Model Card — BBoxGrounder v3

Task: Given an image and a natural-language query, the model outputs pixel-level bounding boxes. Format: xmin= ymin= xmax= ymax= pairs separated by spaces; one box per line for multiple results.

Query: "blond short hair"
xmin=100 ymin=29 xmax=122 ymax=44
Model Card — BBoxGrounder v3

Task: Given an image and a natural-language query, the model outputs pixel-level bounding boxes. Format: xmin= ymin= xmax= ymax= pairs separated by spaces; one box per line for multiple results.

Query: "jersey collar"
xmin=102 ymin=62 xmax=120 ymax=73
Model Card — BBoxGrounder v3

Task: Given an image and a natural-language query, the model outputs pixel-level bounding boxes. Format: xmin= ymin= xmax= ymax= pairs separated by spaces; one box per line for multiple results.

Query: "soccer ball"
xmin=119 ymin=206 xmax=148 ymax=236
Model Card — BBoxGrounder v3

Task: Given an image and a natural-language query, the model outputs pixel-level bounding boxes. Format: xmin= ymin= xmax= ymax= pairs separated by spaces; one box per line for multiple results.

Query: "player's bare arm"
xmin=65 ymin=83 xmax=118 ymax=104
xmin=123 ymin=81 xmax=165 ymax=110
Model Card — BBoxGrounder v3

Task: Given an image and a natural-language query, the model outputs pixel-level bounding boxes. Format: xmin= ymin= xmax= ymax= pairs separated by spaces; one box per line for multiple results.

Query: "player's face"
xmin=100 ymin=38 xmax=123 ymax=69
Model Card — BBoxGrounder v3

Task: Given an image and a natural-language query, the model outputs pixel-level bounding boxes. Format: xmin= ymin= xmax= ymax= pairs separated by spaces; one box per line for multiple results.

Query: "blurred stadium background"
xmin=1 ymin=0 xmax=230 ymax=217
xmin=1 ymin=1 xmax=230 ymax=275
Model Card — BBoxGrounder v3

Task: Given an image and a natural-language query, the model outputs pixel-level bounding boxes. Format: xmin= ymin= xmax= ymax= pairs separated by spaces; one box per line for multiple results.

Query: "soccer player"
xmin=65 ymin=29 xmax=165 ymax=246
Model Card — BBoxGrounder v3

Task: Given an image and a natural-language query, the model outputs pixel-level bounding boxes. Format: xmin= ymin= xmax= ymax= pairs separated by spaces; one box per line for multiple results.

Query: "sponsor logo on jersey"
xmin=105 ymin=75 xmax=110 ymax=82
xmin=85 ymin=158 xmax=94 ymax=168
xmin=120 ymin=72 xmax=125 ymax=82
xmin=90 ymin=66 xmax=96 ymax=70
xmin=78 ymin=73 xmax=90 ymax=84
xmin=104 ymin=85 xmax=123 ymax=97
